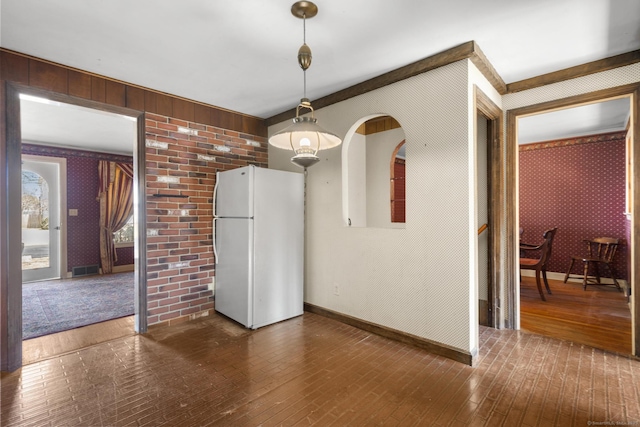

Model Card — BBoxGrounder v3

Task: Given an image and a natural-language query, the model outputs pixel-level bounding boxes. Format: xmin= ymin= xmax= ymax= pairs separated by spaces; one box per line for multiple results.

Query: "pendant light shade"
xmin=269 ymin=99 xmax=341 ymax=168
xmin=268 ymin=1 xmax=342 ymax=169
xmin=269 ymin=116 xmax=341 ymax=151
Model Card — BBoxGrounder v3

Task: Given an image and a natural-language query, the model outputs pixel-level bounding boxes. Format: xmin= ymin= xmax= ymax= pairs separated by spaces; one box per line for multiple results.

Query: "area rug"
xmin=22 ymin=272 xmax=134 ymax=340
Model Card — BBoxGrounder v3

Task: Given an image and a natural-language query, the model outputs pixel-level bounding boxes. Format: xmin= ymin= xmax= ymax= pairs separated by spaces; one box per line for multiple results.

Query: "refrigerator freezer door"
xmin=216 ymin=166 xmax=254 ymax=218
xmin=252 ymin=168 xmax=304 ymax=329
xmin=214 ymin=217 xmax=254 ymax=328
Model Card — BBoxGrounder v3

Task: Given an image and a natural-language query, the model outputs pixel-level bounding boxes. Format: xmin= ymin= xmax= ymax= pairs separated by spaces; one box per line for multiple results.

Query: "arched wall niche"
xmin=342 ymin=114 xmax=407 ymax=229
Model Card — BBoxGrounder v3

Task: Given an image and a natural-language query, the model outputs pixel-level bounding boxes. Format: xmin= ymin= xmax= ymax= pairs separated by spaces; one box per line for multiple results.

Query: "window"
xmin=22 ymin=170 xmax=49 ymax=230
xmin=113 ymin=216 xmax=134 ymax=246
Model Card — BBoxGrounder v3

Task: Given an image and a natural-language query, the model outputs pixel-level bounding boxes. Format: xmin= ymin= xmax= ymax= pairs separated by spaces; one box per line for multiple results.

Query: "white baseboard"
xmin=112 ymin=264 xmax=135 ymax=273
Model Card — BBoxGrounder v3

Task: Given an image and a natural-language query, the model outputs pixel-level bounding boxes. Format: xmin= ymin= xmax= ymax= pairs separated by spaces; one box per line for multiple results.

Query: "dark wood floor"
xmin=3 ymin=311 xmax=640 ymax=426
xmin=22 ymin=276 xmax=631 ymax=366
xmin=520 ymin=276 xmax=632 ymax=355
xmin=22 ymin=315 xmax=135 ymax=365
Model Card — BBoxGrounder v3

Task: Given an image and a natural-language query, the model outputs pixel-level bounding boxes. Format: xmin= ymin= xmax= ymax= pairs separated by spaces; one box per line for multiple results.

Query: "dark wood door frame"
xmin=475 ymin=86 xmax=504 ymax=328
xmin=505 ymin=83 xmax=640 ymax=356
xmin=1 ymin=82 xmax=147 ymax=371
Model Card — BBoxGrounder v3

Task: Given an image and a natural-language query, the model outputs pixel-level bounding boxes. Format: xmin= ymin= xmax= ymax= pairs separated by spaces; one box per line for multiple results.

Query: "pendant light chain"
xmin=302 ymin=13 xmax=307 ymax=100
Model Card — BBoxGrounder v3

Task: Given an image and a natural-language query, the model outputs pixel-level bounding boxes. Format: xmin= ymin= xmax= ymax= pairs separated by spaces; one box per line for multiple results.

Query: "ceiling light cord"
xmin=303 ymin=13 xmax=307 ymax=100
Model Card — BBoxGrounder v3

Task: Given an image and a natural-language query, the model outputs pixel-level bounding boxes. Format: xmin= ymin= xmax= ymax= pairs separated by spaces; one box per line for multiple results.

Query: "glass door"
xmin=22 ymin=155 xmax=63 ymax=282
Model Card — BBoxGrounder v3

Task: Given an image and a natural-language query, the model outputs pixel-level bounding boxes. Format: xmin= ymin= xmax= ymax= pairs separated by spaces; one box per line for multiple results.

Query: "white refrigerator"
xmin=213 ymin=165 xmax=304 ymax=329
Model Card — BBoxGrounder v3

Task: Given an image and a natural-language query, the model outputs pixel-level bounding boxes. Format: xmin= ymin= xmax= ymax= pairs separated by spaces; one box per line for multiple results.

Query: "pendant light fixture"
xmin=268 ymin=1 xmax=342 ymax=169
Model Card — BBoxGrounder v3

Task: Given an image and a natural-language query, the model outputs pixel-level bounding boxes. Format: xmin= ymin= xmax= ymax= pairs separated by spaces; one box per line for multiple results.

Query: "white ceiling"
xmin=518 ymin=97 xmax=631 ymax=144
xmin=2 ymin=0 xmax=639 ymax=149
xmin=20 ymin=96 xmax=137 ymax=155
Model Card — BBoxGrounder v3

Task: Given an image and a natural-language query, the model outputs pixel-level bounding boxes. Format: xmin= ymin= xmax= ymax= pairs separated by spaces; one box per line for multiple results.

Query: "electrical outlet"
xmin=333 ymin=283 xmax=340 ymax=296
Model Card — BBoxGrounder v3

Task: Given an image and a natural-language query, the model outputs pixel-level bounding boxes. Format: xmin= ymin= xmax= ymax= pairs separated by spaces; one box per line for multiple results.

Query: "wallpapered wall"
xmin=269 ymin=60 xmax=503 ymax=356
xmin=519 ymin=131 xmax=628 ymax=280
xmin=22 ymin=144 xmax=134 ymax=272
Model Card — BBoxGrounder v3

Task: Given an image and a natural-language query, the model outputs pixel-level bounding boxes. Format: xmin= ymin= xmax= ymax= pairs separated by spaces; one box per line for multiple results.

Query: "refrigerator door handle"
xmin=213 ymin=172 xmax=220 ymax=218
xmin=212 ymin=217 xmax=219 ymax=262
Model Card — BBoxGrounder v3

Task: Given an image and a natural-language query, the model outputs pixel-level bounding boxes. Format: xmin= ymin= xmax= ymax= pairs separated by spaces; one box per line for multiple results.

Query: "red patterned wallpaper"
xmin=519 ymin=131 xmax=628 ymax=281
xmin=22 ymin=144 xmax=134 ymax=271
xmin=114 ymin=246 xmax=134 ymax=266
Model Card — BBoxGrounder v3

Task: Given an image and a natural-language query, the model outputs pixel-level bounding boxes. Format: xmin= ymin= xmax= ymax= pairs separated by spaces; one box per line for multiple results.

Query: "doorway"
xmin=506 ymin=84 xmax=640 ymax=357
xmin=518 ymin=99 xmax=631 ymax=354
xmin=2 ymin=83 xmax=147 ymax=372
xmin=477 ymin=111 xmax=490 ymax=326
xmin=21 ymin=155 xmax=66 ymax=283
xmin=475 ymin=86 xmax=503 ymax=329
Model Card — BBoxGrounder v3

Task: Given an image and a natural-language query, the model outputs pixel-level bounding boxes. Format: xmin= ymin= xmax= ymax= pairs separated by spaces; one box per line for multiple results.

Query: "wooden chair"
xmin=520 ymin=227 xmax=558 ymax=301
xmin=563 ymin=237 xmax=621 ymax=291
xmin=518 ymin=227 xmax=524 ymax=257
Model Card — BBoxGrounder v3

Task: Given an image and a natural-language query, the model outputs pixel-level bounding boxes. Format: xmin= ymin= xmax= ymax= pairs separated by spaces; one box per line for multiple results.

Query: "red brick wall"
xmin=519 ymin=131 xmax=628 ymax=280
xmin=144 ymin=113 xmax=267 ymax=325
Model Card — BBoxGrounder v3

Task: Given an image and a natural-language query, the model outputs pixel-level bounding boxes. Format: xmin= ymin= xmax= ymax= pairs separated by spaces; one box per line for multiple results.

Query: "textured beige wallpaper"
xmin=269 ymin=59 xmax=640 ymax=354
xmin=270 ymin=60 xmax=501 ymax=355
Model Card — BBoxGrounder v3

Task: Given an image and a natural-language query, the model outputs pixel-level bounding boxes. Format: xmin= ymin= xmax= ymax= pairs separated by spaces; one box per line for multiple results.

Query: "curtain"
xmin=97 ymin=161 xmax=134 ymax=274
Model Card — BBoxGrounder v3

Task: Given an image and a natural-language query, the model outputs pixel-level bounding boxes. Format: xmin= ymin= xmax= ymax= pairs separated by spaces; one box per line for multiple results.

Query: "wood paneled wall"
xmin=356 ymin=116 xmax=402 ymax=135
xmin=0 ymin=49 xmax=269 ymax=370
xmin=0 ymin=49 xmax=267 ymax=137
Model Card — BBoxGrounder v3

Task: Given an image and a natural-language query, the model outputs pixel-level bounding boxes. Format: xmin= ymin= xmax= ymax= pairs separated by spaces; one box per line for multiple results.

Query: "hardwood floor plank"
xmin=3 ymin=313 xmax=640 ymax=426
xmin=520 ymin=277 xmax=631 ymax=354
xmin=22 ymin=315 xmax=135 ymax=365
